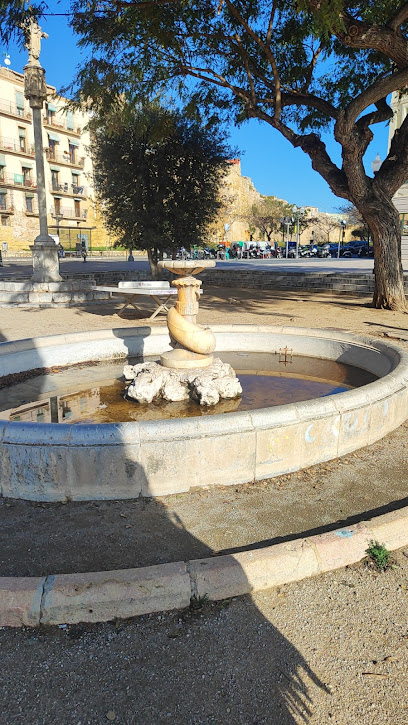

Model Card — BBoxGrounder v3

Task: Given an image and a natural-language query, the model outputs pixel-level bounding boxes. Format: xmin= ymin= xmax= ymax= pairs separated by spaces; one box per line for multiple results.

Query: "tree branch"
xmin=375 ymin=112 xmax=408 ymax=197
xmin=251 ymin=108 xmax=350 ymax=199
xmin=307 ymin=1 xmax=408 ymax=68
xmin=343 ymin=67 xmax=408 ymax=131
xmin=356 ymin=98 xmax=393 ymax=132
xmin=387 ymin=2 xmax=408 ymax=32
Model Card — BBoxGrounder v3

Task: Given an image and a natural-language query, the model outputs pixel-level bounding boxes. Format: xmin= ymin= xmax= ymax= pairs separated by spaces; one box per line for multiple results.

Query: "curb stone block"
xmin=0 ymin=577 xmax=43 ymax=627
xmin=189 ymin=540 xmax=319 ymax=600
xmin=369 ymin=510 xmax=408 ymax=551
xmin=41 ymin=562 xmax=191 ymax=624
xmin=310 ymin=523 xmax=372 ymax=573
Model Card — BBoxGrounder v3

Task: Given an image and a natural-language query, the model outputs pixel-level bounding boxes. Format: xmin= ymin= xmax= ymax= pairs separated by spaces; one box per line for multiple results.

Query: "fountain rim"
xmin=0 ymin=323 xmax=407 ymax=445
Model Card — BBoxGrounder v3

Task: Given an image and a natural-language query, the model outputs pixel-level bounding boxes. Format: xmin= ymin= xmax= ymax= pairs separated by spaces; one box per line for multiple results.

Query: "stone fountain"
xmin=123 ymin=260 xmax=242 ymax=405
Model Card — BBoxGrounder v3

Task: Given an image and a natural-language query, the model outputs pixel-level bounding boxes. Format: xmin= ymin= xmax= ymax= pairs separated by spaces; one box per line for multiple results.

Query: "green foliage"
xmin=366 ymin=540 xmax=392 ymax=571
xmin=248 ymin=197 xmax=293 ymax=241
xmin=91 ymin=104 xmax=232 ymax=259
xmin=189 ymin=594 xmax=209 ymax=611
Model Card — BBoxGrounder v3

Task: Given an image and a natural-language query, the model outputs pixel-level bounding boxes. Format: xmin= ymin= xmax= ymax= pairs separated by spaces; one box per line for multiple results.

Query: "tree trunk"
xmin=147 ymin=247 xmax=162 ymax=280
xmin=358 ymin=195 xmax=406 ymax=310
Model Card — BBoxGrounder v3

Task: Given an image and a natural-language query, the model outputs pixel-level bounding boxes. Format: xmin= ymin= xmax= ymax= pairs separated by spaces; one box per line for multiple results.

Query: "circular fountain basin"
xmin=0 ymin=324 xmax=407 ymax=502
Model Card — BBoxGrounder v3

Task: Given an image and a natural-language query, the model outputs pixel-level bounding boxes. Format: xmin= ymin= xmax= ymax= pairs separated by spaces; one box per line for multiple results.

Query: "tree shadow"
xmin=0 ymin=323 xmax=331 ymax=721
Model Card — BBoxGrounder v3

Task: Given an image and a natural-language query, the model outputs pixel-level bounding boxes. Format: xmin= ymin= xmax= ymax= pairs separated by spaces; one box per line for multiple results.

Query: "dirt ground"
xmin=2 ymin=285 xmax=408 ymax=342
xmin=1 ymin=286 xmax=408 ymax=724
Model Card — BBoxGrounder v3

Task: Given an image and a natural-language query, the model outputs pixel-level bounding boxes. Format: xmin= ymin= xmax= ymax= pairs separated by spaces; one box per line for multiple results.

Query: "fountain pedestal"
xmin=124 ymin=258 xmax=242 ymax=405
xmin=158 ymin=261 xmax=216 ymax=369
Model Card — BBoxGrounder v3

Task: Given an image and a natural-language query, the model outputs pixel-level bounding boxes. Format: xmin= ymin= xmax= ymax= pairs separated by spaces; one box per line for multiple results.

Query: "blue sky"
xmin=2 ymin=7 xmax=390 ymax=213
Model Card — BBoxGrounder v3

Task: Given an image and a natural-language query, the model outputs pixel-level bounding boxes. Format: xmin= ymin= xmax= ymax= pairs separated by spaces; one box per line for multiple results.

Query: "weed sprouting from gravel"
xmin=366 ymin=540 xmax=392 ymax=571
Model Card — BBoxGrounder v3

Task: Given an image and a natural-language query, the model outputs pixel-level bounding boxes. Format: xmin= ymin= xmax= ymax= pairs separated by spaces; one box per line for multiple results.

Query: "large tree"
xmin=89 ymin=106 xmax=232 ymax=276
xmin=248 ymin=196 xmax=293 ymax=242
xmin=3 ymin=2 xmax=408 ymax=308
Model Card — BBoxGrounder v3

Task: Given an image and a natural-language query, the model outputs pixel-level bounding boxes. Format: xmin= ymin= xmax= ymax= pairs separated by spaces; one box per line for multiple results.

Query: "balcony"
xmin=50 ymin=182 xmax=87 ymax=198
xmin=43 ymin=115 xmax=81 ymax=135
xmin=0 ymin=99 xmax=31 ymax=122
xmin=45 ymin=149 xmax=85 ymax=168
xmin=0 ymin=173 xmax=37 ymax=190
xmin=51 ymin=206 xmax=88 ymax=220
xmin=0 ymin=137 xmax=36 ymax=158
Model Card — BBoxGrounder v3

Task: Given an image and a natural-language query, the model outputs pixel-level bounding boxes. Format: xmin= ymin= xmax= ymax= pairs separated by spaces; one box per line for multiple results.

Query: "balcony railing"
xmin=0 ymin=99 xmax=31 ymax=121
xmin=43 ymin=115 xmax=81 ymax=135
xmin=45 ymin=149 xmax=85 ymax=168
xmin=0 ymin=173 xmax=37 ymax=189
xmin=51 ymin=206 xmax=88 ymax=220
xmin=0 ymin=137 xmax=36 ymax=156
xmin=50 ymin=182 xmax=87 ymax=197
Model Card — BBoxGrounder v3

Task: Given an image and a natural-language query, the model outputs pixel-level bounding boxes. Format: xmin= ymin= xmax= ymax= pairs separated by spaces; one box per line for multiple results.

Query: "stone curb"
xmin=1 ymin=506 xmax=408 ymax=628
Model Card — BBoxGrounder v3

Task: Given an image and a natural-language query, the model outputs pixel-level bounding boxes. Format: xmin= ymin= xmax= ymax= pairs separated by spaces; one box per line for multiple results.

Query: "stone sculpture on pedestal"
xmin=124 ymin=261 xmax=242 ymax=406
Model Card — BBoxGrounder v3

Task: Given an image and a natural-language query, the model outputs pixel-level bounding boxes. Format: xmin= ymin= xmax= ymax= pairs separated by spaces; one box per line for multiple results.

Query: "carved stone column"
xmin=24 ymin=62 xmax=62 ymax=282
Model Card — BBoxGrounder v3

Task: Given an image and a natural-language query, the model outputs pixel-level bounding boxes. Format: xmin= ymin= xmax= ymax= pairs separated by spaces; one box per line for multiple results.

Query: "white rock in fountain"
xmin=124 ymin=359 xmax=242 ymax=406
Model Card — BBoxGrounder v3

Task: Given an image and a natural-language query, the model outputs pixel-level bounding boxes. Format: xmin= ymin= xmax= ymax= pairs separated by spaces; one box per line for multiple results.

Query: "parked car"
xmin=328 ymin=244 xmax=352 ymax=257
xmin=358 ymin=243 xmax=374 ymax=257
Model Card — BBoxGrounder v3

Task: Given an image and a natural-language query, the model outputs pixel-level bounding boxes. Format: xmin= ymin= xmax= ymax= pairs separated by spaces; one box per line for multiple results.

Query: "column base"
xmin=31 ymin=237 xmax=62 ymax=283
xmin=160 ymin=348 xmax=214 ymax=369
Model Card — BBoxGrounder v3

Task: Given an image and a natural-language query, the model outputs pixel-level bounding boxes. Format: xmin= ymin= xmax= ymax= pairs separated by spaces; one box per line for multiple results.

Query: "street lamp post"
xmin=280 ymin=216 xmax=293 ymax=258
xmin=293 ymin=206 xmax=304 ymax=258
xmin=24 ymin=19 xmax=61 ymax=283
xmin=337 ymin=220 xmax=346 ymax=258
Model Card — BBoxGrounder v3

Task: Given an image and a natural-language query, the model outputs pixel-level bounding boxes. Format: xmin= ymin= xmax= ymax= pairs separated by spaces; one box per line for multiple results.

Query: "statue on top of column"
xmin=25 ymin=18 xmax=48 ymax=67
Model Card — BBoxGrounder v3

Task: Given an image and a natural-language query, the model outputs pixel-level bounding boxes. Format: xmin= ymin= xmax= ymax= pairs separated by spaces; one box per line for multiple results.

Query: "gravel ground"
xmin=1 ymin=286 xmax=408 ymax=724
xmin=2 ymin=419 xmax=408 ymax=576
xmin=1 ymin=552 xmax=408 ymax=724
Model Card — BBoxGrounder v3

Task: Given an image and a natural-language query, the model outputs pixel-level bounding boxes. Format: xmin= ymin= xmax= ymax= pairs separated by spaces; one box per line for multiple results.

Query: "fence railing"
xmin=0 ymin=173 xmax=37 ymax=189
xmin=0 ymin=99 xmax=31 ymax=120
xmin=0 ymin=137 xmax=36 ymax=156
xmin=45 ymin=149 xmax=85 ymax=168
xmin=50 ymin=182 xmax=87 ymax=197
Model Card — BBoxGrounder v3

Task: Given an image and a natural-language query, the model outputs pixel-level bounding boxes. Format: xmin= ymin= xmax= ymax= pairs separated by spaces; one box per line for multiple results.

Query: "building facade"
xmin=389 ymin=91 xmax=408 ymax=264
xmin=0 ymin=66 xmax=109 ymax=253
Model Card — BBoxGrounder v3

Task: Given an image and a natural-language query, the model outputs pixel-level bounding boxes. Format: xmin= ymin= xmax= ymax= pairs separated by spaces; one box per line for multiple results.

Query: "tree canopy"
xmin=2 ymin=1 xmax=408 ymax=307
xmin=247 ymin=197 xmax=293 ymax=242
xmin=90 ymin=105 xmax=232 ymax=274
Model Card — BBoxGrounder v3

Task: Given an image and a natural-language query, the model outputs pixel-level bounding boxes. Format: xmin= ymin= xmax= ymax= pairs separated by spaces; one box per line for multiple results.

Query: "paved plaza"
xmin=0 ymin=255 xmax=375 ymax=278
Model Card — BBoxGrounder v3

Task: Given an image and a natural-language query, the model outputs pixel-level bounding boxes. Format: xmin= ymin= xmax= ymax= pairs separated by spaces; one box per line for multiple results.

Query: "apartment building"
xmin=0 ymin=66 xmax=108 ymax=252
xmin=389 ymin=91 xmax=408 ymax=264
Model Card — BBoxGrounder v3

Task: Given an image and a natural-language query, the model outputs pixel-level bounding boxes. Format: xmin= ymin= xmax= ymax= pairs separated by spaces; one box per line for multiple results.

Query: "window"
xmin=46 ymin=102 xmax=56 ymax=125
xmin=18 ymin=128 xmax=26 ymax=152
xmin=0 ymin=193 xmax=7 ymax=211
xmin=1 ymin=215 xmax=8 ymax=226
xmin=26 ymin=195 xmax=33 ymax=213
xmin=69 ymin=144 xmax=76 ymax=164
xmin=22 ymin=167 xmax=31 ymax=185
xmin=48 ymin=139 xmax=56 ymax=159
xmin=15 ymin=91 xmax=24 ymax=117
xmin=0 ymin=166 xmax=4 ymax=183
xmin=72 ymin=173 xmax=80 ymax=193
xmin=67 ymin=110 xmax=74 ymax=131
xmin=51 ymin=169 xmax=59 ymax=190
xmin=74 ymin=199 xmax=81 ymax=217
xmin=54 ymin=197 xmax=61 ymax=215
